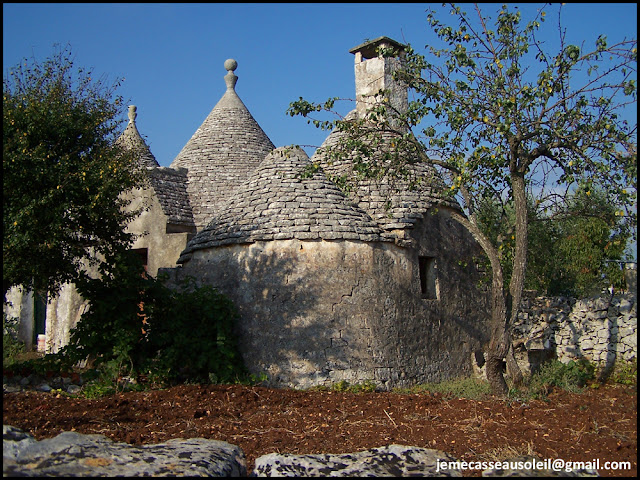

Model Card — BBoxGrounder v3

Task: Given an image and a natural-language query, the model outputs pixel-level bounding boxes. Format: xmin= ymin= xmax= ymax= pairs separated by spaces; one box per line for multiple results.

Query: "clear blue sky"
xmin=4 ymin=3 xmax=637 ymax=167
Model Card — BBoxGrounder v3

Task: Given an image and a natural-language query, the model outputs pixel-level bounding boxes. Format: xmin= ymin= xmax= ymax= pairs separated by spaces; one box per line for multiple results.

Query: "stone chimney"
xmin=349 ymin=36 xmax=408 ymax=122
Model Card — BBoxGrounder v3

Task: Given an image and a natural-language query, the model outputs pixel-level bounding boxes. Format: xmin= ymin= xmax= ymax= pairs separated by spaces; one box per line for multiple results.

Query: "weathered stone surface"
xmin=116 ymin=105 xmax=160 ymax=169
xmin=5 ymin=427 xmax=603 ymax=477
xmin=508 ymin=293 xmax=637 ymax=377
xmin=179 ymin=146 xmax=389 ymax=262
xmin=312 ymin=120 xmax=459 ymax=245
xmin=3 ymin=425 xmax=246 ymax=477
xmin=169 ymin=229 xmax=488 ymax=390
xmin=146 ymin=166 xmax=196 ymax=230
xmin=170 ymin=60 xmax=275 ymax=230
xmin=252 ymin=444 xmax=462 ymax=477
xmin=4 ymin=372 xmax=84 ymax=394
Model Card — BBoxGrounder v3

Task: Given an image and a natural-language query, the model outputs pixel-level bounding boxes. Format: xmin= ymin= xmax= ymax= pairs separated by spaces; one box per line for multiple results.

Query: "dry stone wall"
xmin=510 ymin=293 xmax=637 ymax=376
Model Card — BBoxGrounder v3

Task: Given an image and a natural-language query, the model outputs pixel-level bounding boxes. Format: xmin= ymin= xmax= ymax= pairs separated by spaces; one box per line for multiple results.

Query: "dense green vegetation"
xmin=3 ymin=45 xmax=144 ymax=299
xmin=3 ymin=251 xmax=252 ymax=395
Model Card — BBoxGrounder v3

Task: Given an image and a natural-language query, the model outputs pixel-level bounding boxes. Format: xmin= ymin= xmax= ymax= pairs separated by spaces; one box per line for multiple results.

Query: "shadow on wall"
xmin=163 ymin=239 xmax=346 ymax=389
xmin=162 ymin=235 xmax=493 ymax=390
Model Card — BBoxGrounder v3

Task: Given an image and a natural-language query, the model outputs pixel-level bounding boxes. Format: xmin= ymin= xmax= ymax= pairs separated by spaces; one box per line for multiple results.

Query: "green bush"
xmin=3 ymin=312 xmax=25 ymax=368
xmin=307 ymin=380 xmax=378 ymax=393
xmin=146 ymin=276 xmax=247 ymax=384
xmin=60 ymin=250 xmax=248 ymax=391
xmin=331 ymin=379 xmax=378 ymax=393
xmin=516 ymin=359 xmax=596 ymax=399
xmin=609 ymin=359 xmax=637 ymax=386
xmin=394 ymin=376 xmax=493 ymax=400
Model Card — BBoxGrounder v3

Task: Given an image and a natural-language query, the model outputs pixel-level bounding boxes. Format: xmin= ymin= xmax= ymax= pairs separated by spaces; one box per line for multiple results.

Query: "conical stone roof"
xmin=116 ymin=105 xmax=160 ymax=168
xmin=117 ymin=106 xmax=195 ymax=230
xmin=178 ymin=146 xmax=388 ymax=263
xmin=311 ymin=111 xmax=459 ymax=240
xmin=170 ymin=59 xmax=275 ymax=230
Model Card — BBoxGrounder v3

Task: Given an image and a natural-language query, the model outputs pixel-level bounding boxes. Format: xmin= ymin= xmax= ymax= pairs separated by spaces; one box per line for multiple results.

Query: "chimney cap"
xmin=349 ymin=36 xmax=406 ymax=59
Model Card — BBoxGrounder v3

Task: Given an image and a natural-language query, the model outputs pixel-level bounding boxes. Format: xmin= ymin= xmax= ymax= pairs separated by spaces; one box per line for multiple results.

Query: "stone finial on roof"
xmin=128 ymin=105 xmax=137 ymax=123
xmin=224 ymin=59 xmax=238 ymax=91
xmin=116 ymin=105 xmax=160 ymax=168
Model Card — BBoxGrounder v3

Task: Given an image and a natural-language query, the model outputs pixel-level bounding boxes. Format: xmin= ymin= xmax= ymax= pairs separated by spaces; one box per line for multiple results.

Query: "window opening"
xmin=419 ymin=256 xmax=438 ymax=300
xmin=132 ymin=248 xmax=148 ymax=273
xmin=34 ymin=291 xmax=47 ymax=351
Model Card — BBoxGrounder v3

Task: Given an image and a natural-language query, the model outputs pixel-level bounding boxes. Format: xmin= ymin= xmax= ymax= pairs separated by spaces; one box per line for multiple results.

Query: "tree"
xmin=476 ymin=187 xmax=632 ymax=297
xmin=288 ymin=4 xmax=637 ymax=394
xmin=553 ymin=187 xmax=632 ymax=296
xmin=61 ymin=250 xmax=247 ymax=386
xmin=3 ymin=45 xmax=145 ymax=299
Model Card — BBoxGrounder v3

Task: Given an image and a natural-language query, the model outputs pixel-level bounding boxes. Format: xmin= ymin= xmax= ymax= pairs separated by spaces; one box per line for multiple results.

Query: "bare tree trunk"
xmin=506 ymin=172 xmax=529 ymax=384
xmin=506 ymin=344 xmax=525 ymax=386
xmin=451 ymin=209 xmax=511 ymax=395
xmin=485 ymin=278 xmax=510 ymax=396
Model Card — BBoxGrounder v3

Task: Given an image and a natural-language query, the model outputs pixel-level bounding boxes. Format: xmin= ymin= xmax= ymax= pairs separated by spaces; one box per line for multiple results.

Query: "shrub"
xmin=3 ymin=312 xmax=25 ymax=368
xmin=609 ymin=359 xmax=637 ymax=386
xmin=517 ymin=359 xmax=596 ymax=399
xmin=394 ymin=376 xmax=492 ymax=400
xmin=146 ymin=275 xmax=248 ymax=384
xmin=329 ymin=380 xmax=378 ymax=393
xmin=60 ymin=251 xmax=248 ymax=390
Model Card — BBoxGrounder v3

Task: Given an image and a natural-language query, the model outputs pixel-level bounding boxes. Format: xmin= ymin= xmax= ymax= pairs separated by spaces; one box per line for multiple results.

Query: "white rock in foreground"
xmin=252 ymin=444 xmax=462 ymax=477
xmin=3 ymin=425 xmax=246 ymax=477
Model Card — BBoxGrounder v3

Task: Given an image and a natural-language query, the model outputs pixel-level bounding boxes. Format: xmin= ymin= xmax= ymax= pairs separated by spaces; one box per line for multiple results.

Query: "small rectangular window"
xmin=419 ymin=256 xmax=438 ymax=300
xmin=132 ymin=248 xmax=149 ymax=272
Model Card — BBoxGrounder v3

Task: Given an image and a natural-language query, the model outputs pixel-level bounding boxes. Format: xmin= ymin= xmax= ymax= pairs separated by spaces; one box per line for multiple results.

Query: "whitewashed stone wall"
xmin=511 ymin=293 xmax=637 ymax=376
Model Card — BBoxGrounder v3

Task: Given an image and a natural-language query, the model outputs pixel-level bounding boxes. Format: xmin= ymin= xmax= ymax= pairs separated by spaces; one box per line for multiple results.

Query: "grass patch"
xmin=609 ymin=359 xmax=637 ymax=386
xmin=308 ymin=379 xmax=378 ymax=393
xmin=508 ymin=359 xmax=597 ymax=401
xmin=393 ymin=376 xmax=493 ymax=400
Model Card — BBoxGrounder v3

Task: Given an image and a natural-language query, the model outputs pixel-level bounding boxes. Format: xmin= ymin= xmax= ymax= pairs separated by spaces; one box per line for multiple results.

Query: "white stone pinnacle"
xmin=128 ymin=105 xmax=137 ymax=123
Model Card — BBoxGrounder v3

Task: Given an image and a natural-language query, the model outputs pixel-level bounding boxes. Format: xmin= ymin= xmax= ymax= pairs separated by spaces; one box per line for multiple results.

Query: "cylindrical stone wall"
xmin=172 ymin=238 xmax=489 ymax=390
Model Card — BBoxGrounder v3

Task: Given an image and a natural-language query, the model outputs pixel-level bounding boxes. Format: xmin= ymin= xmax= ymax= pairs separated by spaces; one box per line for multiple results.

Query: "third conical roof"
xmin=117 ymin=105 xmax=160 ymax=168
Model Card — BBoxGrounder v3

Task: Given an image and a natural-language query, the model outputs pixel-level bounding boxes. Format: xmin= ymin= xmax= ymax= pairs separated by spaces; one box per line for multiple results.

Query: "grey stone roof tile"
xmin=178 ymin=146 xmax=389 ymax=263
xmin=146 ymin=167 xmax=195 ymax=229
xmin=170 ymin=60 xmax=275 ymax=230
xmin=310 ymin=111 xmax=459 ymax=233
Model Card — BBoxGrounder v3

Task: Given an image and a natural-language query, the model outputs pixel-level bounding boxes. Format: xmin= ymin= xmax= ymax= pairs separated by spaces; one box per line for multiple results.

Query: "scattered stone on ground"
xmin=4 ymin=426 xmax=603 ymax=477
xmin=3 ymin=425 xmax=246 ymax=477
xmin=252 ymin=444 xmax=461 ymax=477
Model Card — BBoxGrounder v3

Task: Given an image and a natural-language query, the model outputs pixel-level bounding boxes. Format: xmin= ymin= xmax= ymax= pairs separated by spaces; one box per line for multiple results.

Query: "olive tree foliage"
xmin=288 ymin=4 xmax=637 ymax=395
xmin=3 ymin=45 xmax=145 ymax=299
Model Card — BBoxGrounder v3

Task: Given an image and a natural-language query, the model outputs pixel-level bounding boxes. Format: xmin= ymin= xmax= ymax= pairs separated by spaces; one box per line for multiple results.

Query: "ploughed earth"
xmin=3 ymin=382 xmax=637 ymax=477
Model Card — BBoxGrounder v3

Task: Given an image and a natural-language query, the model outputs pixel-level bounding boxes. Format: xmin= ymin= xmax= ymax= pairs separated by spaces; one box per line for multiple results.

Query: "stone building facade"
xmin=160 ymin=36 xmax=492 ymax=389
xmin=8 ymin=36 xmax=634 ymax=389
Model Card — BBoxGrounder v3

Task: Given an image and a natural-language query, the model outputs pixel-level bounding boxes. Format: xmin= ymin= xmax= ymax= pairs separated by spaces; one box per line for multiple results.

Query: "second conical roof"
xmin=170 ymin=60 xmax=275 ymax=229
xmin=178 ymin=146 xmax=387 ymax=263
